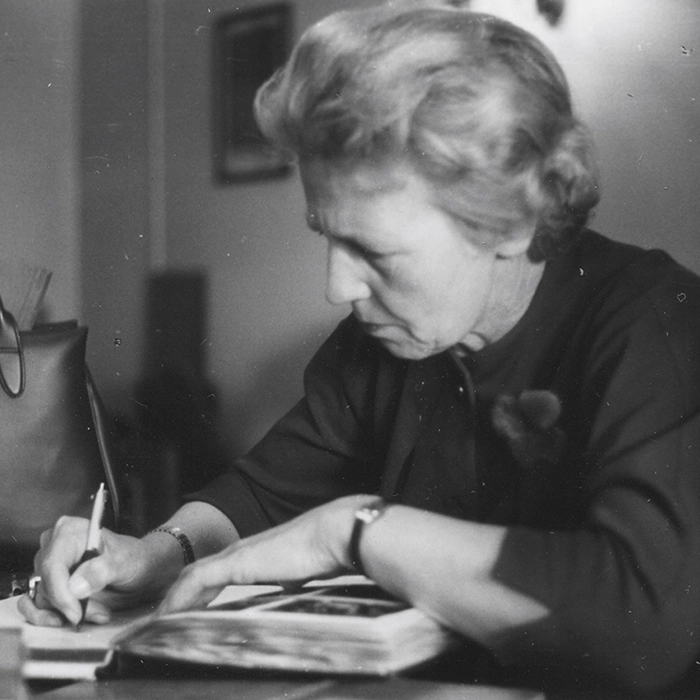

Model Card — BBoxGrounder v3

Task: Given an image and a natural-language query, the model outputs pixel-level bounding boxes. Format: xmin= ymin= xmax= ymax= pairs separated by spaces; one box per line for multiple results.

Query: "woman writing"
xmin=20 ymin=3 xmax=700 ymax=692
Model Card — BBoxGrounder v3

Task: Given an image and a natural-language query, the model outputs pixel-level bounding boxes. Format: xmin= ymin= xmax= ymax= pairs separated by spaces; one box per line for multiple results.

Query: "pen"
xmin=72 ymin=482 xmax=107 ymax=631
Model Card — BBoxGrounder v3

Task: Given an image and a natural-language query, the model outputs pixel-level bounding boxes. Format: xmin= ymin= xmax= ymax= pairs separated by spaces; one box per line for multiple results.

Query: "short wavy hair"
xmin=255 ymin=3 xmax=600 ymax=259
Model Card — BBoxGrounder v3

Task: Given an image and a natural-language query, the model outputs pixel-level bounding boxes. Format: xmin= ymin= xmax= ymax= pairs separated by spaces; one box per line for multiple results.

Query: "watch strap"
xmin=348 ymin=497 xmax=388 ymax=576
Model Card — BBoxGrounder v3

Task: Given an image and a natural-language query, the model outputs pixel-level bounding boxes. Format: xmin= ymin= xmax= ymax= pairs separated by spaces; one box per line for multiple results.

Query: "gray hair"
xmin=255 ymin=4 xmax=599 ymax=259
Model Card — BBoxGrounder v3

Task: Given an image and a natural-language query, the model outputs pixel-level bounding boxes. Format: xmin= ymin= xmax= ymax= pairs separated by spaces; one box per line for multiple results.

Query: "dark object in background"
xmin=129 ymin=272 xmax=228 ymax=531
xmin=143 ymin=271 xmax=208 ymax=380
xmin=0 ymin=298 xmax=121 ymax=573
xmin=212 ymin=3 xmax=293 ymax=183
xmin=0 ymin=571 xmax=28 ymax=599
xmin=536 ymin=0 xmax=565 ymax=25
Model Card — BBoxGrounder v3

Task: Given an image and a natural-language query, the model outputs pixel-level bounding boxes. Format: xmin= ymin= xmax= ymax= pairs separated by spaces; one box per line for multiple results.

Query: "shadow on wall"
xmin=114 ymin=314 xmax=345 ymax=535
xmin=224 ymin=316 xmax=348 ymax=457
xmin=112 ymin=368 xmax=229 ymax=535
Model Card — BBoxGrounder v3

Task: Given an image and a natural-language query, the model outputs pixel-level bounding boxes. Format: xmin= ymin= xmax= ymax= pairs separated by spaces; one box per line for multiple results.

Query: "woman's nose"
xmin=325 ymin=243 xmax=371 ymax=306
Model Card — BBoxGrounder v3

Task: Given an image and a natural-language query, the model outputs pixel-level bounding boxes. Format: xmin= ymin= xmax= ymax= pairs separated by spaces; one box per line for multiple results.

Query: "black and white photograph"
xmin=1 ymin=1 xmax=699 ymax=699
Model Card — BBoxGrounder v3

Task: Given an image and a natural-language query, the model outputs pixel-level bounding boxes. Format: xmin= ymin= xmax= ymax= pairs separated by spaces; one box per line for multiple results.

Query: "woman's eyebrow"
xmin=305 ymin=210 xmax=385 ymax=251
xmin=305 ymin=214 xmax=356 ymax=243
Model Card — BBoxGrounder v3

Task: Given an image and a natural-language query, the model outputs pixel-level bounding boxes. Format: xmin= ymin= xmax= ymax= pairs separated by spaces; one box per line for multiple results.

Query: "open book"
xmin=103 ymin=578 xmax=458 ymax=677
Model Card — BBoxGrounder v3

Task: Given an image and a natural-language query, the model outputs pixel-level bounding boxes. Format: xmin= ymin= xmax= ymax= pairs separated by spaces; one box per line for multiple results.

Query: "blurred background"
xmin=0 ymin=0 xmax=698 ymax=532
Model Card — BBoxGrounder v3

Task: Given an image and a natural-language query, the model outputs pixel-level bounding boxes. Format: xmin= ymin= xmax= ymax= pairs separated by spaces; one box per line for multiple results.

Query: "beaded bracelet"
xmin=348 ymin=497 xmax=388 ymax=576
xmin=149 ymin=526 xmax=196 ymax=566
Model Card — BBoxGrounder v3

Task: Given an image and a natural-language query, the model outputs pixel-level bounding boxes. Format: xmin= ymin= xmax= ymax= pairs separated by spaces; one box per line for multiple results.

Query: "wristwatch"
xmin=348 ymin=497 xmax=388 ymax=576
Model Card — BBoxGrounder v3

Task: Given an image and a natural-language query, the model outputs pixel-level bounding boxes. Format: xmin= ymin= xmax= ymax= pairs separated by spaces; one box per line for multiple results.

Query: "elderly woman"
xmin=20 ymin=3 xmax=700 ymax=693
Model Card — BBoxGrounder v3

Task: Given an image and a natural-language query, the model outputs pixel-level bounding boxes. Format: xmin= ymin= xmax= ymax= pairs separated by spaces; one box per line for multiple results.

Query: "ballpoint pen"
xmin=72 ymin=482 xmax=108 ymax=631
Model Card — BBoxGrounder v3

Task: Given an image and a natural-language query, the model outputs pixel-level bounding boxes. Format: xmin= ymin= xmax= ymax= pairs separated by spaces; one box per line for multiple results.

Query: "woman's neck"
xmin=462 ymin=253 xmax=545 ymax=352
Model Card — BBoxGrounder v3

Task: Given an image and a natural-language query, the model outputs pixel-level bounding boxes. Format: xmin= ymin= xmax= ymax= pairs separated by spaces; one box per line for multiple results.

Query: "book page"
xmin=0 ymin=584 xmax=285 ymax=680
xmin=22 ymin=603 xmax=158 ymax=680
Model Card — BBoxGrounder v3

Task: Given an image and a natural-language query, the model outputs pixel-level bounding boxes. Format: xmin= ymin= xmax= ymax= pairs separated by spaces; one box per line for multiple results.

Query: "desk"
xmin=3 ymin=591 xmax=698 ymax=700
xmin=27 ymin=673 xmax=700 ymax=700
xmin=36 ymin=676 xmax=543 ymax=700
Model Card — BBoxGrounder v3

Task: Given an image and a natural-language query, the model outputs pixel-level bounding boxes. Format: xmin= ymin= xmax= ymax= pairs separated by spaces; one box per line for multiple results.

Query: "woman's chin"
xmin=376 ymin=335 xmax=440 ymax=361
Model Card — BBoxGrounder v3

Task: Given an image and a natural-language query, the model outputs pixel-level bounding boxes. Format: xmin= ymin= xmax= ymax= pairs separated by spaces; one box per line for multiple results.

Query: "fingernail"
xmin=70 ymin=577 xmax=91 ymax=599
xmin=92 ymin=612 xmax=110 ymax=625
xmin=65 ymin=609 xmax=82 ymax=627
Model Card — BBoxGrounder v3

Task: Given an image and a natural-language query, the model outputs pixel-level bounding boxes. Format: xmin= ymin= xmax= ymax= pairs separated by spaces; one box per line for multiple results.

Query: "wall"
xmin=0 ymin=0 xmax=150 ymax=415
xmin=0 ymin=0 xmax=80 ymax=320
xmin=159 ymin=0 xmax=376 ymax=454
xmin=572 ymin=0 xmax=700 ymax=261
xmin=79 ymin=0 xmax=150 ymax=417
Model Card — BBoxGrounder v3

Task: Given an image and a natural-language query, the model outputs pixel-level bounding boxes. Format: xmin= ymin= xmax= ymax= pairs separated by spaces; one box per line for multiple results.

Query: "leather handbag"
xmin=0 ymin=295 xmax=121 ymax=560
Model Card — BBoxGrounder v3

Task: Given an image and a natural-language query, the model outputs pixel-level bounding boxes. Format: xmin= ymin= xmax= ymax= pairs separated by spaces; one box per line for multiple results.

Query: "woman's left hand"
xmin=156 ymin=495 xmax=371 ymax=616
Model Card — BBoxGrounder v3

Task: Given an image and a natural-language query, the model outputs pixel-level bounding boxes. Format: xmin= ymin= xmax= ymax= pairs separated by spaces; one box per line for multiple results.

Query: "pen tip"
xmin=76 ymin=599 xmax=89 ymax=631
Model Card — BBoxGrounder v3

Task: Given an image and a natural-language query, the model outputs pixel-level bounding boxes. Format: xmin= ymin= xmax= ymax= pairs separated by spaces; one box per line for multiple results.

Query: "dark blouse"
xmin=190 ymin=230 xmax=700 ymax=690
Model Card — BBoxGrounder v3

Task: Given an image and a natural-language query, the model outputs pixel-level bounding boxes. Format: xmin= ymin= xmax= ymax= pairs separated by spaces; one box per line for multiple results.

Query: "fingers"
xmin=157 ymin=548 xmax=237 ymax=616
xmin=82 ymin=598 xmax=112 ymax=625
xmin=157 ymin=533 xmax=293 ymax=616
xmin=68 ymin=551 xmax=117 ymax=601
xmin=17 ymin=594 xmax=65 ymax=628
xmin=27 ymin=516 xmax=126 ymax=627
xmin=33 ymin=517 xmax=90 ymax=626
xmin=19 ymin=564 xmax=111 ymax=628
xmin=157 ymin=504 xmax=352 ymax=617
xmin=18 ymin=592 xmax=112 ymax=628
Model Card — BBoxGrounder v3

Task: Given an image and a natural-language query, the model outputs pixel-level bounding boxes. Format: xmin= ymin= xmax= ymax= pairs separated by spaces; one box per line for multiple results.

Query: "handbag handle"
xmin=86 ymin=366 xmax=122 ymax=526
xmin=0 ymin=295 xmax=25 ymax=397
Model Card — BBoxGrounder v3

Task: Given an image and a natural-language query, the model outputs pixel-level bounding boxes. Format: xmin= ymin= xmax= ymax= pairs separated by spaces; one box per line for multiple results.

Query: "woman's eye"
xmin=321 ymin=231 xmax=390 ymax=265
xmin=358 ymin=244 xmax=378 ymax=259
xmin=345 ymin=239 xmax=382 ymax=261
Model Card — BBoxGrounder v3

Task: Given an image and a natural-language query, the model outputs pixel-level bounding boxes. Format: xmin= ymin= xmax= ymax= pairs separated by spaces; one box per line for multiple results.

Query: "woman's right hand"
xmin=17 ymin=516 xmax=160 ymax=628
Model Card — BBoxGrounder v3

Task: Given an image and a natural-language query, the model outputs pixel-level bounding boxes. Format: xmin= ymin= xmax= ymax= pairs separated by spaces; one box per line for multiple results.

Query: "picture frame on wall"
xmin=212 ymin=3 xmax=292 ymax=183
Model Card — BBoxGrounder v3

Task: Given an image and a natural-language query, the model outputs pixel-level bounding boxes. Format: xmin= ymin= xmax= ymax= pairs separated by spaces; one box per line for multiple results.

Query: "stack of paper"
xmin=0 ymin=257 xmax=52 ymax=330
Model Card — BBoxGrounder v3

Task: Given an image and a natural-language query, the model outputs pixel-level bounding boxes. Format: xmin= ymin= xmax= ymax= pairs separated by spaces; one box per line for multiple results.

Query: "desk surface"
xmin=35 ymin=676 xmax=544 ymax=700
xmin=27 ymin=674 xmax=700 ymax=700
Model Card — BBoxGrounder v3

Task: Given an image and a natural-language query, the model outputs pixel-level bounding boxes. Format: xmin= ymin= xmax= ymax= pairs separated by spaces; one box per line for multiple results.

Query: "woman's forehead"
xmin=301 ymin=159 xmax=428 ymax=228
xmin=300 ymin=152 xmax=535 ymax=251
xmin=300 ymin=159 xmax=442 ymax=239
xmin=300 ymin=157 xmax=416 ymax=202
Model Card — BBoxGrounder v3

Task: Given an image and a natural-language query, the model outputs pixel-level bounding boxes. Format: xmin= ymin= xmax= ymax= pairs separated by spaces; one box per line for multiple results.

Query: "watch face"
xmin=357 ymin=508 xmax=377 ymax=524
xmin=357 ymin=499 xmax=387 ymax=523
